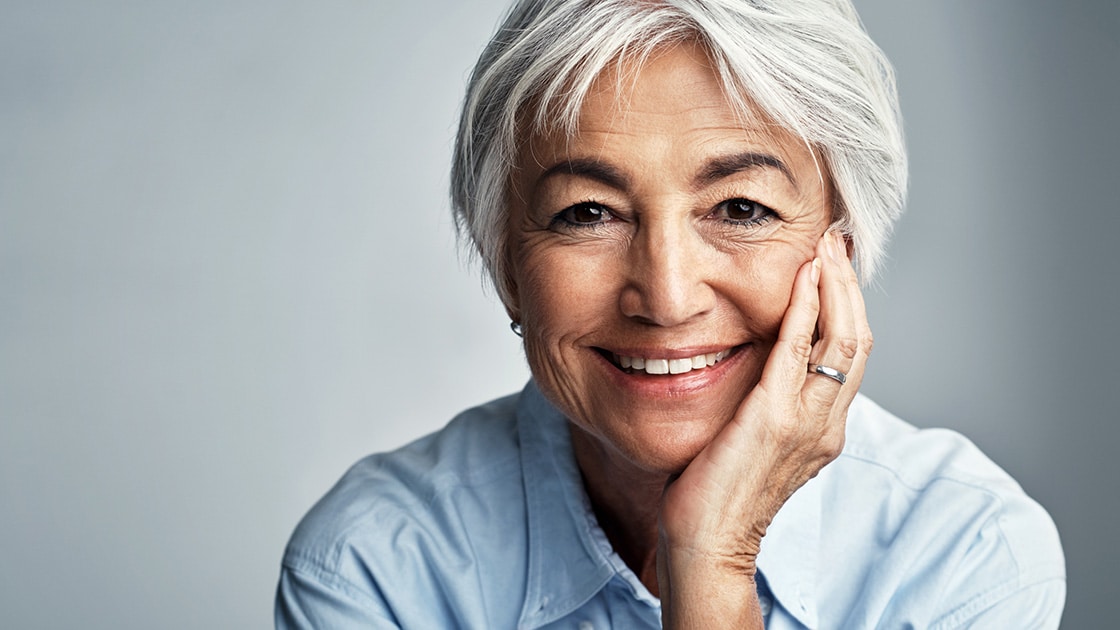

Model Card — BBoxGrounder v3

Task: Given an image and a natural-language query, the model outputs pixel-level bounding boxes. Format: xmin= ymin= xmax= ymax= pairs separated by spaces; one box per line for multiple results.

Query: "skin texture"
xmin=506 ymin=43 xmax=871 ymax=628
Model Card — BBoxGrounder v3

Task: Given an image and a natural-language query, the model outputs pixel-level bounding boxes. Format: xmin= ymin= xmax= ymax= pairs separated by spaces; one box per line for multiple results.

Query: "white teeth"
xmin=614 ymin=350 xmax=733 ymax=375
xmin=668 ymin=358 xmax=692 ymax=374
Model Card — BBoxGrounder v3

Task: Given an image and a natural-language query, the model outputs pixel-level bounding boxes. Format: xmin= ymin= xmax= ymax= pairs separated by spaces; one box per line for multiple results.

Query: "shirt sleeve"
xmin=275 ymin=562 xmax=400 ymax=630
xmin=931 ymin=577 xmax=1066 ymax=630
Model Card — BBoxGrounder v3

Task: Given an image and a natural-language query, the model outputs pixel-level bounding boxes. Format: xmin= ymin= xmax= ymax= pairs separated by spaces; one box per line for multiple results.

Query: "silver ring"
xmin=810 ymin=364 xmax=846 ymax=385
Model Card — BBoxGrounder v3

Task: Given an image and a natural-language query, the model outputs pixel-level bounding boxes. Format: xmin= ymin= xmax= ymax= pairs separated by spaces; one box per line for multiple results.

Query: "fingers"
xmin=757 ymin=252 xmax=821 ymax=400
xmin=838 ymin=236 xmax=874 ymax=394
xmin=755 ymin=230 xmax=872 ymax=421
xmin=802 ymin=231 xmax=860 ymax=410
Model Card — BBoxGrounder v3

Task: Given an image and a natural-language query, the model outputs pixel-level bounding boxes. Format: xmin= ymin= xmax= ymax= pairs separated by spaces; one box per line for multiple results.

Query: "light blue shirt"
xmin=276 ymin=381 xmax=1065 ymax=628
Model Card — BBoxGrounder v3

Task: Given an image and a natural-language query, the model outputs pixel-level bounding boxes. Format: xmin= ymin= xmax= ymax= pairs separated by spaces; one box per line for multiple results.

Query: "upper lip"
xmin=594 ymin=344 xmax=745 ymax=361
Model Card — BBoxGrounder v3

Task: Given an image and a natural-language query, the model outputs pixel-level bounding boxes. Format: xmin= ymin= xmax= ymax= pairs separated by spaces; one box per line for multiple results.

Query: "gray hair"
xmin=451 ymin=0 xmax=907 ymax=305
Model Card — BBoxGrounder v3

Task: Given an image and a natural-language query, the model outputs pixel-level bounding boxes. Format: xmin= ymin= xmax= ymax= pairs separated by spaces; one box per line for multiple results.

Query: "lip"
xmin=596 ymin=345 xmax=736 ymax=361
xmin=591 ymin=343 xmax=751 ymax=397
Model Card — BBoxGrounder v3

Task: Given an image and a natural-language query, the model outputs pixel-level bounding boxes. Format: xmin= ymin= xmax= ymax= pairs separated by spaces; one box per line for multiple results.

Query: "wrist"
xmin=657 ymin=541 xmax=763 ymax=630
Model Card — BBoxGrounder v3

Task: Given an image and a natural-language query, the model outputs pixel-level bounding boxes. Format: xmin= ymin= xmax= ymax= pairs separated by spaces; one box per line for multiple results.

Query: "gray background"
xmin=1 ymin=1 xmax=1115 ymax=627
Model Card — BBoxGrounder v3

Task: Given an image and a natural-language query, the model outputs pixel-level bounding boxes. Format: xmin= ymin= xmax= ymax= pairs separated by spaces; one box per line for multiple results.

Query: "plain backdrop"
xmin=2 ymin=1 xmax=1116 ymax=627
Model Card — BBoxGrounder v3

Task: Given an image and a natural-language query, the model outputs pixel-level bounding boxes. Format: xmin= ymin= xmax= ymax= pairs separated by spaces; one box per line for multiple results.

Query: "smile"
xmin=600 ymin=347 xmax=737 ymax=375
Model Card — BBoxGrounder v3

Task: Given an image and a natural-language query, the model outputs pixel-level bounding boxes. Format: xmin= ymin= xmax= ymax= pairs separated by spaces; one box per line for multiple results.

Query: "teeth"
xmin=614 ymin=350 xmax=732 ymax=375
xmin=668 ymin=358 xmax=692 ymax=374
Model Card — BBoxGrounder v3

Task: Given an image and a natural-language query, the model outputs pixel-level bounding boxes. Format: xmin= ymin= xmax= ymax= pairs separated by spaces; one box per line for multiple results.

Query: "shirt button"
xmin=579 ymin=623 xmax=594 ymax=630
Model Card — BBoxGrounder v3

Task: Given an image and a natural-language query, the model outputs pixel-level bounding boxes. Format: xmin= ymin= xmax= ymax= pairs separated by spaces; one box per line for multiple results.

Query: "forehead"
xmin=517 ymin=43 xmax=821 ymax=185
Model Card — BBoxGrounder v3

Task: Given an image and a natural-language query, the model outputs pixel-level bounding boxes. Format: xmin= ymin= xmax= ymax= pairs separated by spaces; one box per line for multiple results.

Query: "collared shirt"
xmin=276 ymin=381 xmax=1065 ymax=629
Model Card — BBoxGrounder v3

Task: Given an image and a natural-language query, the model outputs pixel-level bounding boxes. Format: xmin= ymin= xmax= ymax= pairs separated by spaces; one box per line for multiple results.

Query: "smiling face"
xmin=507 ymin=43 xmax=833 ymax=475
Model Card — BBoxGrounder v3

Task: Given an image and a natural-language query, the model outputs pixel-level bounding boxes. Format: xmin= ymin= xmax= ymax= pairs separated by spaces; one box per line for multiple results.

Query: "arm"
xmin=276 ymin=562 xmax=400 ymax=630
xmin=657 ymin=231 xmax=870 ymax=628
xmin=933 ymin=579 xmax=1066 ymax=630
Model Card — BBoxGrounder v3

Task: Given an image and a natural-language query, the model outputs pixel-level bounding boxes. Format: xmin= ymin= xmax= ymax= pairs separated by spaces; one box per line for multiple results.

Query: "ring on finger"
xmin=809 ymin=363 xmax=847 ymax=385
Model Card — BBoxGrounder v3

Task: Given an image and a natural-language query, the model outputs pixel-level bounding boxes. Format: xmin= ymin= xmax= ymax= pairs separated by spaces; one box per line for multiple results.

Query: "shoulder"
xmin=277 ymin=391 xmax=529 ymax=628
xmin=286 ymin=391 xmax=523 ymax=558
xmin=819 ymin=395 xmax=1065 ymax=627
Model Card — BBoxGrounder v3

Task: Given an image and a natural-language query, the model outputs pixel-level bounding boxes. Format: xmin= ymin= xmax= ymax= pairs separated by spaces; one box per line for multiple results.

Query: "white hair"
xmin=451 ymin=0 xmax=907 ymax=305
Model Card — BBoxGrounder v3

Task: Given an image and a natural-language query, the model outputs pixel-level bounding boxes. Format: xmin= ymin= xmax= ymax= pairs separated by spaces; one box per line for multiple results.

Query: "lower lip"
xmin=594 ymin=345 xmax=751 ymax=398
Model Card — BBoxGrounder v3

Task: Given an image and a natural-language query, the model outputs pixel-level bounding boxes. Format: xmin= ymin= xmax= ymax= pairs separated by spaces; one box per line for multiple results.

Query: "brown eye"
xmin=556 ymin=202 xmax=612 ymax=226
xmin=713 ymin=198 xmax=775 ymax=226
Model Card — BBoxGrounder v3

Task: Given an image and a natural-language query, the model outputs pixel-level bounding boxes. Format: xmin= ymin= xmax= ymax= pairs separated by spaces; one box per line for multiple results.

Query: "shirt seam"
xmin=929 ymin=575 xmax=1066 ymax=629
xmin=834 ymin=449 xmax=1067 ymax=629
xmin=836 ymin=448 xmax=1010 ymax=497
xmin=313 ymin=456 xmax=521 ymax=573
xmin=281 ymin=553 xmax=394 ymax=619
xmin=929 ymin=507 xmax=1062 ymax=628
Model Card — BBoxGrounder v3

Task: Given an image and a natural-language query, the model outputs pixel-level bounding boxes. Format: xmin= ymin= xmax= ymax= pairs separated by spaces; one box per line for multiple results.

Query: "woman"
xmin=277 ymin=1 xmax=1065 ymax=627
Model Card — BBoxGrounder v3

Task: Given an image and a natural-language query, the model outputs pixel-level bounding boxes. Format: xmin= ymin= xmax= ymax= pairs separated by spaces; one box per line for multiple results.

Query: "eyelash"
xmin=550 ymin=198 xmax=777 ymax=231
xmin=549 ymin=201 xmax=615 ymax=230
xmin=710 ymin=198 xmax=776 ymax=228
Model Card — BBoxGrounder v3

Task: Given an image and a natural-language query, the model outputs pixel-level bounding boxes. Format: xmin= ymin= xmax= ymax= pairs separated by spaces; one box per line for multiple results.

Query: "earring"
xmin=509 ymin=321 xmax=523 ymax=337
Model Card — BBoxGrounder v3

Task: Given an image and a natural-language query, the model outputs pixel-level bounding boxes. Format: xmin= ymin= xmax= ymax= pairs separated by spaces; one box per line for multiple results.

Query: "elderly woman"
xmin=276 ymin=0 xmax=1065 ymax=628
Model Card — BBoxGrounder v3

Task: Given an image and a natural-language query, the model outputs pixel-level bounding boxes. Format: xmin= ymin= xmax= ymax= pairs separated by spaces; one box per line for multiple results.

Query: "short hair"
xmin=451 ymin=0 xmax=907 ymax=305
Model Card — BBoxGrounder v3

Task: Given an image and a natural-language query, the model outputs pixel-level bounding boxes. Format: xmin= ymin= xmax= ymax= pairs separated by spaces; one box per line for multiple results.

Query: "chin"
xmin=604 ymin=410 xmax=735 ymax=476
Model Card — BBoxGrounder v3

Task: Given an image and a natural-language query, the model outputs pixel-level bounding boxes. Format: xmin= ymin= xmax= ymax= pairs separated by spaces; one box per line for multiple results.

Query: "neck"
xmin=569 ymin=424 xmax=669 ymax=597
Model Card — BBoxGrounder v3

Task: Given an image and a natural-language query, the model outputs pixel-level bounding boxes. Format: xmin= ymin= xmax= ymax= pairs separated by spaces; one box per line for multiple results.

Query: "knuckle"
xmin=820 ymin=434 xmax=845 ymax=460
xmin=773 ymin=411 xmax=805 ymax=439
xmin=846 ymin=268 xmax=862 ymax=290
xmin=833 ymin=336 xmax=859 ymax=360
xmin=860 ymin=330 xmax=875 ymax=356
xmin=798 ymin=295 xmax=821 ymax=318
xmin=786 ymin=334 xmax=814 ymax=361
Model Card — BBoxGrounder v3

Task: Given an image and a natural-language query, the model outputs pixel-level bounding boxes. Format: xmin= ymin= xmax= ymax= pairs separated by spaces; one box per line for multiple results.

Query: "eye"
xmin=551 ymin=202 xmax=615 ymax=228
xmin=711 ymin=198 xmax=775 ymax=227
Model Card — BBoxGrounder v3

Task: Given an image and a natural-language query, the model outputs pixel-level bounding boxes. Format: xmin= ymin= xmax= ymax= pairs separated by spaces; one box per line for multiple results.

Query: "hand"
xmin=656 ymin=231 xmax=873 ymax=628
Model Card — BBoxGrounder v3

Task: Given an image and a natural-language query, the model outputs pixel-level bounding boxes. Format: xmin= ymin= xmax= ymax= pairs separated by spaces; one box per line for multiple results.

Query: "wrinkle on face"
xmin=505 ymin=42 xmax=833 ymax=476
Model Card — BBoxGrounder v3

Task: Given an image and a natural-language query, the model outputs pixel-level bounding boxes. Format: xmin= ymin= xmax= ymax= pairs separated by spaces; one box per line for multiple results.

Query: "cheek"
xmin=724 ymin=246 xmax=807 ymax=336
xmin=512 ymin=248 xmax=622 ymax=427
xmin=515 ymin=247 xmax=617 ymax=335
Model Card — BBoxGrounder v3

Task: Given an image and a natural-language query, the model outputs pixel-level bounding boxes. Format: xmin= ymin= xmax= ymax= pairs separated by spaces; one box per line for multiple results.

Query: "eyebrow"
xmin=537 ymin=158 xmax=630 ymax=190
xmin=536 ymin=151 xmax=796 ymax=192
xmin=696 ymin=151 xmax=797 ymax=190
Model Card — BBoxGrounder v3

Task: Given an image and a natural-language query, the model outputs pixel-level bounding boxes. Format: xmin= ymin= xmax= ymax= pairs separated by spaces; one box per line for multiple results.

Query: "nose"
xmin=618 ymin=213 xmax=716 ymax=327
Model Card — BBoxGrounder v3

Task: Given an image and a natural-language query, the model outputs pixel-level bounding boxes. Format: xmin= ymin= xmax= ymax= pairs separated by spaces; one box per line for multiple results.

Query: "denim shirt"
xmin=276 ymin=381 xmax=1065 ymax=628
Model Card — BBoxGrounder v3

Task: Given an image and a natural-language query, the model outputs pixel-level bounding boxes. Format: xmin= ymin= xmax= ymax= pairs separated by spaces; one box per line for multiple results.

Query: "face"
xmin=507 ymin=44 xmax=832 ymax=476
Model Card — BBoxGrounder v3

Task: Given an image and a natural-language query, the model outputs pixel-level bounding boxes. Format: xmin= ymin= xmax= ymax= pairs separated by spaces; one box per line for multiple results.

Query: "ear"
xmin=503 ymin=296 xmax=521 ymax=326
xmin=498 ymin=254 xmax=522 ymax=325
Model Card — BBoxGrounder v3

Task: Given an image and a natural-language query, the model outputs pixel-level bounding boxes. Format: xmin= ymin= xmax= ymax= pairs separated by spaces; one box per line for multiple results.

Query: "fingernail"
xmin=811 ymin=257 xmax=822 ymax=284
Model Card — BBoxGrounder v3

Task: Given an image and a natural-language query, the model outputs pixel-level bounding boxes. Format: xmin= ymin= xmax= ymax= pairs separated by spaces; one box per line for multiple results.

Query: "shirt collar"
xmin=515 ymin=379 xmax=821 ymax=628
xmin=516 ymin=380 xmax=617 ymax=628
